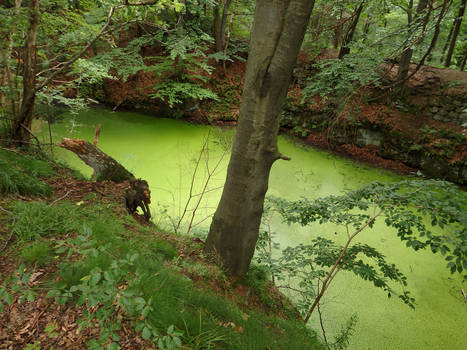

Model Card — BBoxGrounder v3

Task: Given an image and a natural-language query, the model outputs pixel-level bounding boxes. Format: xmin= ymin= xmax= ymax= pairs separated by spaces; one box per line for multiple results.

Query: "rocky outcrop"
xmin=281 ymin=65 xmax=467 ymax=185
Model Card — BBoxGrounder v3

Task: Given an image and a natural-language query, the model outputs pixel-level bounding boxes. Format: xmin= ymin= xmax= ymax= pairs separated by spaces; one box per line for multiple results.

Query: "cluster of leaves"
xmin=302 ymin=50 xmax=382 ymax=104
xmin=146 ymin=29 xmax=218 ymax=107
xmin=272 ymin=180 xmax=466 ymax=276
xmin=255 ymin=179 xmax=466 ymax=333
xmin=48 ymin=226 xmax=183 ymax=350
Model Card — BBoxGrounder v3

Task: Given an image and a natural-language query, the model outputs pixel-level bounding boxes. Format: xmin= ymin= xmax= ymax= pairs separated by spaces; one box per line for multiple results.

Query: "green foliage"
xmin=271 ymin=179 xmax=466 ymax=276
xmin=0 ymin=264 xmax=36 ymax=313
xmin=0 ymin=150 xmax=54 ymax=196
xmin=35 ymin=88 xmax=88 ymax=119
xmin=149 ymin=82 xmax=218 ymax=108
xmin=44 ymin=223 xmax=323 ymax=349
xmin=86 ymin=34 xmax=154 ymax=82
xmin=302 ymin=52 xmax=381 ymax=103
xmin=255 ymin=179 xmax=466 ymax=323
xmin=20 ymin=241 xmax=54 ymax=267
xmin=143 ymin=28 xmax=218 ymax=108
xmin=244 ymin=265 xmax=275 ymax=308
xmin=1 ymin=193 xmax=323 ymax=349
xmin=331 ymin=314 xmax=358 ymax=350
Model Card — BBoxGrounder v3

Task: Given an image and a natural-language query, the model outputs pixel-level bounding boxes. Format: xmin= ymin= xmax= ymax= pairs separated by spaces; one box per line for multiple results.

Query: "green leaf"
xmin=4 ymin=293 xmax=13 ymax=306
xmin=107 ymin=342 xmax=120 ymax=350
xmin=142 ymin=326 xmax=151 ymax=340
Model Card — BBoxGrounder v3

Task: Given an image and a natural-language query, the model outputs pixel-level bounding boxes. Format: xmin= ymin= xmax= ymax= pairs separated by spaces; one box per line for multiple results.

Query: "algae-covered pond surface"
xmin=37 ymin=109 xmax=466 ymax=350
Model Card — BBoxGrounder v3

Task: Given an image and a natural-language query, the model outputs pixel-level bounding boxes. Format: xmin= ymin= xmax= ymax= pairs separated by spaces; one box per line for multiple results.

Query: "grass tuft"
xmin=0 ymin=149 xmax=54 ymax=196
xmin=11 ymin=201 xmax=83 ymax=242
xmin=20 ymin=241 xmax=54 ymax=266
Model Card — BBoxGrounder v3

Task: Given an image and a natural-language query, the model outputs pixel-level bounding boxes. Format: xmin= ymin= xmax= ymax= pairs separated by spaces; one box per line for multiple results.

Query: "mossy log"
xmin=57 ymin=137 xmax=134 ymax=182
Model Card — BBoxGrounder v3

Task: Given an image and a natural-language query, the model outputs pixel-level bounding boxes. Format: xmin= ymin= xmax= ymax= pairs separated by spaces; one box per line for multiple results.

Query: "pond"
xmin=36 ymin=108 xmax=466 ymax=350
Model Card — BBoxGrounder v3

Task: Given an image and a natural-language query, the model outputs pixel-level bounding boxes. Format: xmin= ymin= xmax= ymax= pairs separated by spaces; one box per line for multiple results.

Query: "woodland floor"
xmin=0 ymin=168 xmax=299 ymax=349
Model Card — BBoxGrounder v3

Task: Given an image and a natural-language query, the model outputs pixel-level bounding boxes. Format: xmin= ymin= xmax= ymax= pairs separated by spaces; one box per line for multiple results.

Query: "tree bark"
xmin=338 ymin=1 xmax=365 ymax=58
xmin=441 ymin=17 xmax=454 ymax=60
xmin=460 ymin=53 xmax=466 ymax=70
xmin=0 ymin=0 xmax=22 ymax=114
xmin=57 ymin=138 xmax=134 ymax=182
xmin=396 ymin=0 xmax=430 ymax=84
xmin=204 ymin=0 xmax=315 ymax=276
xmin=444 ymin=0 xmax=466 ymax=67
xmin=11 ymin=0 xmax=39 ymax=146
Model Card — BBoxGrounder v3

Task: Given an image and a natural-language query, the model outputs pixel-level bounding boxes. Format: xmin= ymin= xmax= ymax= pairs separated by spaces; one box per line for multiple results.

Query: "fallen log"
xmin=57 ymin=137 xmax=134 ymax=182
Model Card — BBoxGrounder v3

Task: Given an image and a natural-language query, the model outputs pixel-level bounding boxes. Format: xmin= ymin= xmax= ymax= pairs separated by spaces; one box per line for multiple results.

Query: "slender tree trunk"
xmin=0 ymin=0 xmax=22 ymax=116
xmin=213 ymin=0 xmax=233 ymax=52
xmin=204 ymin=0 xmax=315 ymax=276
xmin=333 ymin=10 xmax=343 ymax=49
xmin=362 ymin=20 xmax=370 ymax=42
xmin=441 ymin=18 xmax=454 ymax=60
xmin=460 ymin=53 xmax=466 ymax=70
xmin=397 ymin=0 xmax=429 ymax=83
xmin=339 ymin=1 xmax=365 ymax=58
xmin=12 ymin=0 xmax=39 ymax=146
xmin=444 ymin=0 xmax=466 ymax=67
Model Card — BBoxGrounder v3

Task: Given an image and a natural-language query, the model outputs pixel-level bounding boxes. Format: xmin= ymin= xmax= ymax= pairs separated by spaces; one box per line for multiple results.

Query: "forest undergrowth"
xmin=0 ymin=148 xmax=324 ymax=350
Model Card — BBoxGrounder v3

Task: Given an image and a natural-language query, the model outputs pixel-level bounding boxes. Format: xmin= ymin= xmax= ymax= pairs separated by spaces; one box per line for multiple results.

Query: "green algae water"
xmin=37 ymin=109 xmax=466 ymax=350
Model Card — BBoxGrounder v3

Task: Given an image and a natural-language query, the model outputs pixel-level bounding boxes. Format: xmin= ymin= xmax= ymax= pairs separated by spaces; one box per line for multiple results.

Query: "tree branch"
xmin=35 ymin=1 xmax=160 ymax=92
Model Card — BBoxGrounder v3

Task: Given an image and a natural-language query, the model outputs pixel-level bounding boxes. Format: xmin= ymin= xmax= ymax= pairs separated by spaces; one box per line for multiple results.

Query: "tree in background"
xmin=338 ymin=0 xmax=365 ymax=58
xmin=444 ymin=0 xmax=466 ymax=66
xmin=204 ymin=0 xmax=315 ymax=276
xmin=213 ymin=0 xmax=233 ymax=53
xmin=396 ymin=0 xmax=430 ymax=83
xmin=2 ymin=0 xmax=224 ymax=146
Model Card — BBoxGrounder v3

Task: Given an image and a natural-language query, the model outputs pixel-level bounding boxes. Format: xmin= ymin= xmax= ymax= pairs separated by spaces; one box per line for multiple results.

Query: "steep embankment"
xmin=0 ymin=149 xmax=324 ymax=349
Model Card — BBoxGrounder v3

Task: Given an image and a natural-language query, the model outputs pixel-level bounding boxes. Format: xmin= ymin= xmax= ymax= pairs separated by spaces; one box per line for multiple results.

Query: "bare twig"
xmin=186 ymin=145 xmax=227 ymax=234
xmin=175 ymin=131 xmax=209 ymax=232
xmin=35 ymin=1 xmax=157 ymax=92
xmin=304 ymin=208 xmax=387 ymax=323
xmin=49 ymin=190 xmax=72 ymax=206
xmin=0 ymin=206 xmax=13 ymax=215
xmin=317 ymin=281 xmax=331 ymax=350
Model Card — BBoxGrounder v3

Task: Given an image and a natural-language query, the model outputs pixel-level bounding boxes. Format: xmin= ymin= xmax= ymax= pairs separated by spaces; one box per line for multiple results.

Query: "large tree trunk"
xmin=11 ymin=0 xmax=39 ymax=146
xmin=338 ymin=1 xmax=365 ymax=58
xmin=57 ymin=138 xmax=134 ymax=182
xmin=204 ymin=0 xmax=315 ymax=276
xmin=444 ymin=0 xmax=466 ymax=67
xmin=396 ymin=0 xmax=429 ymax=84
